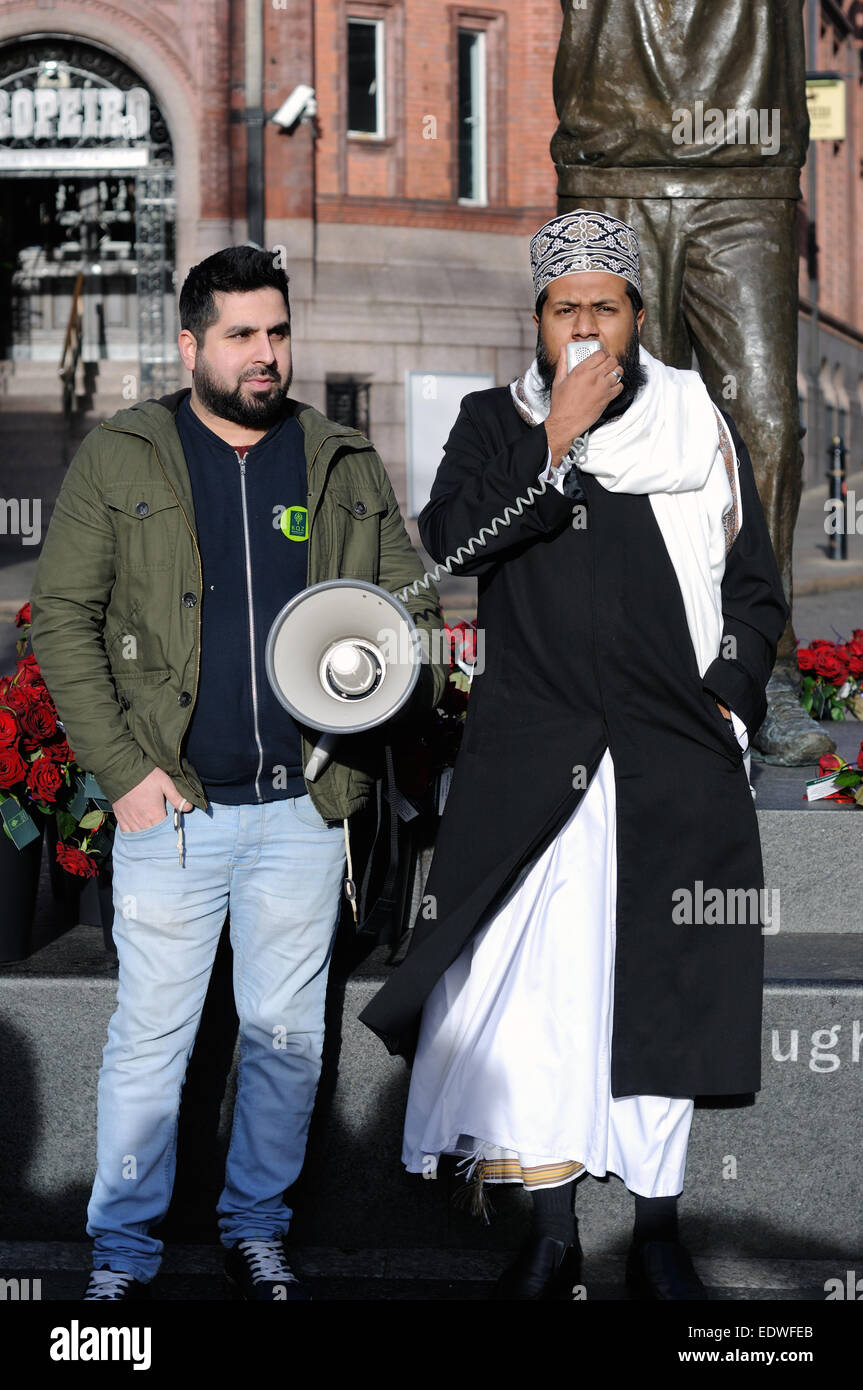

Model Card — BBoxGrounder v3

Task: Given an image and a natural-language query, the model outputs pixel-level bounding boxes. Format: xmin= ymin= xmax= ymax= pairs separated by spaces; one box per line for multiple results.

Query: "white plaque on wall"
xmin=405 ymin=370 xmax=495 ymax=518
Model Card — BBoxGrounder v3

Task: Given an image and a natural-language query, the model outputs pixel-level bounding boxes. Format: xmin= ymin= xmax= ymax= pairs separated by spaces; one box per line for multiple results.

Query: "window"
xmin=457 ymin=29 xmax=487 ymax=203
xmin=348 ymin=18 xmax=385 ymax=136
xmin=327 ymin=377 xmax=371 ymax=434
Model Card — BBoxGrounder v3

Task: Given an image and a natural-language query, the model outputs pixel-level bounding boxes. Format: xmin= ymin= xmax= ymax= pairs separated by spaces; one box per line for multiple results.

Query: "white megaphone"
xmin=265 ymin=579 xmax=422 ymax=781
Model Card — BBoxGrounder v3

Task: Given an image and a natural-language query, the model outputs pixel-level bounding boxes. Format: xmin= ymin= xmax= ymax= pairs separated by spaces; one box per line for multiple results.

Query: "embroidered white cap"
xmin=530 ymin=209 xmax=642 ymax=298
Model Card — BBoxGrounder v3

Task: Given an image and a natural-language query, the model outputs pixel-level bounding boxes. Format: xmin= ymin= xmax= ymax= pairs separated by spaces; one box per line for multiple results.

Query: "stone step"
xmin=757 ymin=810 xmax=863 ymax=933
xmin=0 ymin=1240 xmax=842 ymax=1301
xmin=0 ymin=358 xmax=136 ymax=377
xmin=0 ymin=361 xmax=61 ymax=380
xmin=751 ymin=720 xmax=863 ymax=811
xmin=0 ymin=359 xmax=142 ymax=417
xmin=0 ymin=928 xmax=860 ymax=1261
xmin=745 ymin=721 xmax=863 ymax=933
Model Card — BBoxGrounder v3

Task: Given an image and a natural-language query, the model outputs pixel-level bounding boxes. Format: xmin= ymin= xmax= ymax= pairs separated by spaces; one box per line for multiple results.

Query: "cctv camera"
xmin=272 ymin=85 xmax=316 ymax=131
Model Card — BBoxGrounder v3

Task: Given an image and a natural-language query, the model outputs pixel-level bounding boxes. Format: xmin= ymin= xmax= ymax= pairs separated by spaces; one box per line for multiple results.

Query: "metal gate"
xmin=134 ymin=167 xmax=180 ymax=399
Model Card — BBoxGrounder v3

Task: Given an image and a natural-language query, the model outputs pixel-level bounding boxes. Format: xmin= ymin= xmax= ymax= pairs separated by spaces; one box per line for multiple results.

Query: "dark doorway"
xmin=0 ymin=174 xmax=142 ymax=361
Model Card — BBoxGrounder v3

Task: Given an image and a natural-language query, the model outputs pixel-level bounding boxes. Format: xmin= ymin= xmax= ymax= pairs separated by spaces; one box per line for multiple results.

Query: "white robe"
xmin=402 ymin=748 xmax=697 ymax=1196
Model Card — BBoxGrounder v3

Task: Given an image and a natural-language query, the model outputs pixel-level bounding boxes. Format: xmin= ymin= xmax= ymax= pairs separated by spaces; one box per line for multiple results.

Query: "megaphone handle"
xmin=304 ymin=731 xmax=340 ymax=782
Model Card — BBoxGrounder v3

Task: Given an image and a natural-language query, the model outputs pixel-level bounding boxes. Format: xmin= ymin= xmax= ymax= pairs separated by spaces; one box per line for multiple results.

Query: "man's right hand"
xmin=112 ymin=767 xmax=192 ymax=832
xmin=544 ymin=344 xmax=623 ymax=467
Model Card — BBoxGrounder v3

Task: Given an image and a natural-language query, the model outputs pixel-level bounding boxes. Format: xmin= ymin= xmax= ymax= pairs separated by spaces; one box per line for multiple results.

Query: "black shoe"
xmin=224 ymin=1238 xmax=311 ymax=1301
xmin=626 ymin=1239 xmax=708 ymax=1301
xmin=494 ymin=1228 xmax=583 ymax=1301
xmin=83 ymin=1269 xmax=151 ymax=1300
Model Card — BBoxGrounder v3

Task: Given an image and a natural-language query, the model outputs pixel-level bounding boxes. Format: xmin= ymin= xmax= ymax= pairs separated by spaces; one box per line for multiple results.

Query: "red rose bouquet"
xmin=0 ymin=604 xmax=114 ymax=877
xmin=397 ymin=619 xmax=480 ymax=809
xmin=796 ymin=629 xmax=863 ymax=721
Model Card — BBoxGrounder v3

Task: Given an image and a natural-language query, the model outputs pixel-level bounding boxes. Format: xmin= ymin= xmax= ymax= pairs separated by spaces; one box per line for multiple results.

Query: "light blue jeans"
xmin=86 ymin=795 xmax=346 ymax=1281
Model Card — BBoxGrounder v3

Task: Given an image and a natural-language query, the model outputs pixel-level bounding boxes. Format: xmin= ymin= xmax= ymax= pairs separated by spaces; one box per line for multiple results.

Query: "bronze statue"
xmin=552 ymin=0 xmax=831 ymax=763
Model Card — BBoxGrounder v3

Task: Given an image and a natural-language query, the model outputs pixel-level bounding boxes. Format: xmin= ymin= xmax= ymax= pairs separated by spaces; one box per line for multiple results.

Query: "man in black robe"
xmin=361 ymin=211 xmax=789 ymax=1300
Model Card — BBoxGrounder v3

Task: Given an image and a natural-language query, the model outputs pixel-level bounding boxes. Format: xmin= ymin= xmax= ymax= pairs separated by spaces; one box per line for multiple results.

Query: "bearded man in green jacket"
xmin=30 ymin=245 xmax=446 ymax=1301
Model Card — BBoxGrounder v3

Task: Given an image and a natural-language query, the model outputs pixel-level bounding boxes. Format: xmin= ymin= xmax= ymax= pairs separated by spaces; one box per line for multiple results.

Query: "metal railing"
xmin=58 ymin=271 xmax=85 ymax=418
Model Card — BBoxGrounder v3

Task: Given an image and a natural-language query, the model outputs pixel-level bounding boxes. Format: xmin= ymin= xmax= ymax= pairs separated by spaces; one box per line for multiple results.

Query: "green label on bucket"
xmin=66 ymin=774 xmax=88 ymax=822
xmin=0 ymin=797 xmax=41 ymax=849
xmin=82 ymin=773 xmax=112 ymax=811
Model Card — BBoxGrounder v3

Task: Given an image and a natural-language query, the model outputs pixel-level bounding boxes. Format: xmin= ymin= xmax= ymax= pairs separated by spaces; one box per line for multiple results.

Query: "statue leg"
xmin=681 ymin=195 xmax=831 ymax=763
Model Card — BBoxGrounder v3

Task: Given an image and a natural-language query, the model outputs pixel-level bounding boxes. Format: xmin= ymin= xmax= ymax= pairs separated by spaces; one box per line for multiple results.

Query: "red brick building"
xmin=1 ymin=0 xmax=862 ymax=506
xmin=800 ymin=0 xmax=863 ymax=485
xmin=0 ymin=0 xmax=561 ymax=522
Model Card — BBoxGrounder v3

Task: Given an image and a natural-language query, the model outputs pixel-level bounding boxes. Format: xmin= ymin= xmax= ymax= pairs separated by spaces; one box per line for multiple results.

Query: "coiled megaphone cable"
xmin=397 ymin=430 xmax=589 ymax=602
xmin=396 ymin=475 xmax=552 ymax=602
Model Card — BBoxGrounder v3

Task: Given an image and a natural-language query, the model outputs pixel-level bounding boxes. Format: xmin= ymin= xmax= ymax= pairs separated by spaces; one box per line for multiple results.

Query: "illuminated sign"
xmin=806 ymin=79 xmax=846 ymax=141
xmin=0 ymin=84 xmax=150 ymax=141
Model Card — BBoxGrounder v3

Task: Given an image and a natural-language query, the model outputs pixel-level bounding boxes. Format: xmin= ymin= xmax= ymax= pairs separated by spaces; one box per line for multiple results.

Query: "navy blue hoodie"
xmin=176 ymin=393 xmax=308 ymax=804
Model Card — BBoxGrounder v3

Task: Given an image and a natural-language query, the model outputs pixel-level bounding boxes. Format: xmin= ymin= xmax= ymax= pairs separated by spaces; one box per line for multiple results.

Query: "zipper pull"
xmin=235 ymin=451 xmax=246 ymax=473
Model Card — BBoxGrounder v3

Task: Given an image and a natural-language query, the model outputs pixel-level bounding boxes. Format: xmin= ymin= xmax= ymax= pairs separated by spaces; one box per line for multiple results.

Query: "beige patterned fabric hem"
xmin=713 ymin=405 xmax=741 ymax=554
xmin=473 ymin=1157 xmax=585 ymax=1189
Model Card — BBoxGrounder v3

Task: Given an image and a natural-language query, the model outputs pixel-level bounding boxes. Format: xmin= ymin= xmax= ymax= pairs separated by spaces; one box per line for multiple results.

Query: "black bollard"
xmin=826 ymin=435 xmax=848 ymax=561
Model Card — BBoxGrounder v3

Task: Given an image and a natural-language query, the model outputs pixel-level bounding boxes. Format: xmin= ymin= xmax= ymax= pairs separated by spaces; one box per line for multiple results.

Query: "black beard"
xmin=536 ymin=328 xmax=560 ymax=394
xmin=595 ymin=324 xmax=647 ymax=425
xmin=193 ymin=356 xmax=293 ymax=430
xmin=536 ymin=320 xmax=647 ymax=426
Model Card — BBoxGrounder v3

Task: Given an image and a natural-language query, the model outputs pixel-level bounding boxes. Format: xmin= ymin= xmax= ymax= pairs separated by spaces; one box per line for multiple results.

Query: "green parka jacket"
xmin=30 ymin=389 xmax=447 ymax=823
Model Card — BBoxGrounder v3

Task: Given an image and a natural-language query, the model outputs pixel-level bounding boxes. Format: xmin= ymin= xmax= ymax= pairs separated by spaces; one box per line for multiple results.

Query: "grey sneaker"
xmin=224 ymin=1238 xmax=310 ymax=1301
xmin=83 ymin=1268 xmax=150 ymax=1300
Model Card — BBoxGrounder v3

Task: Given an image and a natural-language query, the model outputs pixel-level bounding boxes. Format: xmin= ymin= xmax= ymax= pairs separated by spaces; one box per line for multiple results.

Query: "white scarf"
xmin=510 ymin=346 xmax=743 ymax=680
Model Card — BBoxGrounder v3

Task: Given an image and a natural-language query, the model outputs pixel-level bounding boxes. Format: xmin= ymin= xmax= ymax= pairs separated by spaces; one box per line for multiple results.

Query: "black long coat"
xmin=360 ymin=387 xmax=789 ymax=1096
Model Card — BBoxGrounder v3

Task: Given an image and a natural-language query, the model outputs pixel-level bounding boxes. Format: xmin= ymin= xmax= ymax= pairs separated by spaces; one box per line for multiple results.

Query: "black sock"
xmin=531 ymin=1180 xmax=578 ymax=1245
xmin=632 ymin=1193 xmax=679 ymax=1246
